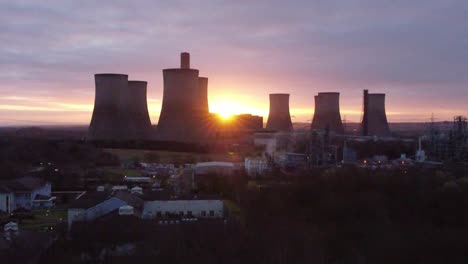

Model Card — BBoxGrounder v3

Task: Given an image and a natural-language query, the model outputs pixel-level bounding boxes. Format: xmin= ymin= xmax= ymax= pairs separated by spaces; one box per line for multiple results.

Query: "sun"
xmin=209 ymin=96 xmax=268 ymax=121
xmin=217 ymin=111 xmax=233 ymax=121
xmin=210 ymin=99 xmax=240 ymax=121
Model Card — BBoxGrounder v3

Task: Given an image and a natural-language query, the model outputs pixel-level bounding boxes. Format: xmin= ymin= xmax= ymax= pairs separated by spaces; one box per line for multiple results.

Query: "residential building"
xmin=0 ymin=177 xmax=54 ymax=213
xmin=67 ymin=190 xmax=143 ymax=228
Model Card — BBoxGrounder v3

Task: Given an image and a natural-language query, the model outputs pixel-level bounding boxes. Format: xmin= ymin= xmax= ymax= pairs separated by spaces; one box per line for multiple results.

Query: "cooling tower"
xmin=266 ymin=93 xmax=293 ymax=131
xmin=89 ymin=73 xmax=129 ymax=140
xmin=157 ymin=52 xmax=206 ymax=142
xmin=198 ymin=77 xmax=209 ymax=113
xmin=360 ymin=91 xmax=391 ymax=136
xmin=311 ymin=92 xmax=344 ymax=133
xmin=125 ymin=80 xmax=152 ymax=139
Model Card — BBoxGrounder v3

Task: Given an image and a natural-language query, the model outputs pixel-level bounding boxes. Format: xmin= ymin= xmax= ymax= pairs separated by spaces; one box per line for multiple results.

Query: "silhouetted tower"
xmin=311 ymin=92 xmax=344 ymax=134
xmin=88 ymin=74 xmax=153 ymax=140
xmin=361 ymin=89 xmax=369 ymax=136
xmin=198 ymin=77 xmax=209 ymax=113
xmin=360 ymin=90 xmax=391 ymax=136
xmin=89 ymin=73 xmax=129 ymax=140
xmin=157 ymin=52 xmax=208 ymax=142
xmin=126 ymin=80 xmax=152 ymax=138
xmin=266 ymin=93 xmax=293 ymax=131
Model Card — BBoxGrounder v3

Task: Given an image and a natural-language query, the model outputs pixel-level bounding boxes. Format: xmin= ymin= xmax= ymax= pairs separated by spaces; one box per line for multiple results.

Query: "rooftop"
xmin=68 ymin=191 xmax=112 ymax=209
xmin=0 ymin=177 xmax=47 ymax=193
xmin=195 ymin=162 xmax=235 ymax=168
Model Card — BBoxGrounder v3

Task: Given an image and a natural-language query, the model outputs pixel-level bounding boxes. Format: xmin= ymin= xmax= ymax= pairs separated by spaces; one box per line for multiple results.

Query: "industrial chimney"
xmin=360 ymin=90 xmax=391 ymax=136
xmin=89 ymin=73 xmax=129 ymax=140
xmin=311 ymin=92 xmax=344 ymax=133
xmin=266 ymin=93 xmax=293 ymax=131
xmin=157 ymin=52 xmax=207 ymax=142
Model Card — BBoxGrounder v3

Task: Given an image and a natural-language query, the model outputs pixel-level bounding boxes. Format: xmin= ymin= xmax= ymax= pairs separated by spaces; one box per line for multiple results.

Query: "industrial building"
xmin=88 ymin=73 xmax=152 ymax=140
xmin=157 ymin=53 xmax=211 ymax=142
xmin=194 ymin=161 xmax=236 ymax=176
xmin=266 ymin=93 xmax=293 ymax=131
xmin=360 ymin=90 xmax=391 ymax=137
xmin=141 ymin=194 xmax=224 ymax=219
xmin=234 ymin=114 xmax=263 ymax=130
xmin=311 ymin=92 xmax=344 ymax=133
xmin=244 ymin=157 xmax=269 ymax=178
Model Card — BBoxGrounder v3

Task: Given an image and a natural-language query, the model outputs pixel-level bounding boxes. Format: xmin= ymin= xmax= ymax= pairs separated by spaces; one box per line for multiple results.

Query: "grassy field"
xmin=104 ymin=148 xmax=245 ymax=163
xmin=19 ymin=209 xmax=67 ymax=231
xmin=101 ymin=167 xmax=141 ymax=178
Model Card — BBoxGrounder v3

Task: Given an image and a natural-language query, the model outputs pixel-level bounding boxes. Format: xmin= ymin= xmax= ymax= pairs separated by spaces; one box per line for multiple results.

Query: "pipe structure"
xmin=89 ymin=73 xmax=129 ymax=140
xmin=157 ymin=52 xmax=206 ymax=142
xmin=360 ymin=92 xmax=391 ymax=136
xmin=311 ymin=92 xmax=344 ymax=133
xmin=266 ymin=93 xmax=293 ymax=131
xmin=126 ymin=80 xmax=152 ymax=139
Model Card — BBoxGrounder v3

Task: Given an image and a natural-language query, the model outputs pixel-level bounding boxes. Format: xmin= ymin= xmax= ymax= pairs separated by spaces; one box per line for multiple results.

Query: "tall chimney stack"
xmin=181 ymin=52 xmax=190 ymax=69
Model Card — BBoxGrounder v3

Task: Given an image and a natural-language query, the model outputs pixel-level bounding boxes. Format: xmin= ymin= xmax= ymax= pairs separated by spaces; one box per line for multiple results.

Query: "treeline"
xmin=0 ymin=138 xmax=119 ymax=181
xmin=90 ymin=139 xmax=210 ymax=153
xmin=240 ymin=167 xmax=468 ymax=263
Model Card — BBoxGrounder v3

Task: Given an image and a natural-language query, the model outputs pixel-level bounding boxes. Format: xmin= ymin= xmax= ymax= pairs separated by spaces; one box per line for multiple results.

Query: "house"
xmin=0 ymin=177 xmax=54 ymax=213
xmin=0 ymin=222 xmax=57 ymax=264
xmin=67 ymin=191 xmax=125 ymax=228
xmin=67 ymin=190 xmax=143 ymax=228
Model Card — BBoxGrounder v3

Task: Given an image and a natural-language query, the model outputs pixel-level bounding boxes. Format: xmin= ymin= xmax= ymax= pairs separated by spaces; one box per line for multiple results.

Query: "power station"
xmin=157 ymin=52 xmax=210 ymax=142
xmin=89 ymin=73 xmax=152 ymax=140
xmin=88 ymin=52 xmax=399 ymax=143
xmin=360 ymin=90 xmax=391 ymax=136
xmin=311 ymin=92 xmax=344 ymax=133
xmin=266 ymin=93 xmax=293 ymax=131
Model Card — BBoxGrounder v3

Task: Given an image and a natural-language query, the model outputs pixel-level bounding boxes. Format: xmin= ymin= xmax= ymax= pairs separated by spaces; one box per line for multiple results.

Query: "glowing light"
xmin=210 ymin=97 xmax=267 ymax=119
xmin=217 ymin=111 xmax=233 ymax=121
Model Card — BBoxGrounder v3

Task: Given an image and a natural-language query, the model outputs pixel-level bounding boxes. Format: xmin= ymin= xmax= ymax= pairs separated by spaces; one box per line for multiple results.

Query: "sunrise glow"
xmin=209 ymin=98 xmax=268 ymax=120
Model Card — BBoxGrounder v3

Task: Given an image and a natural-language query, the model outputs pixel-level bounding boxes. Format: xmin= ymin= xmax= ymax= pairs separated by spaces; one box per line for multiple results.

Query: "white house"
xmin=0 ymin=177 xmax=54 ymax=213
xmin=67 ymin=191 xmax=144 ymax=228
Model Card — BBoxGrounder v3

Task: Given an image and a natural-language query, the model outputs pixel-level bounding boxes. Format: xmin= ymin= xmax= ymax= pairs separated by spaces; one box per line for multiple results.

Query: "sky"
xmin=0 ymin=0 xmax=467 ymax=126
